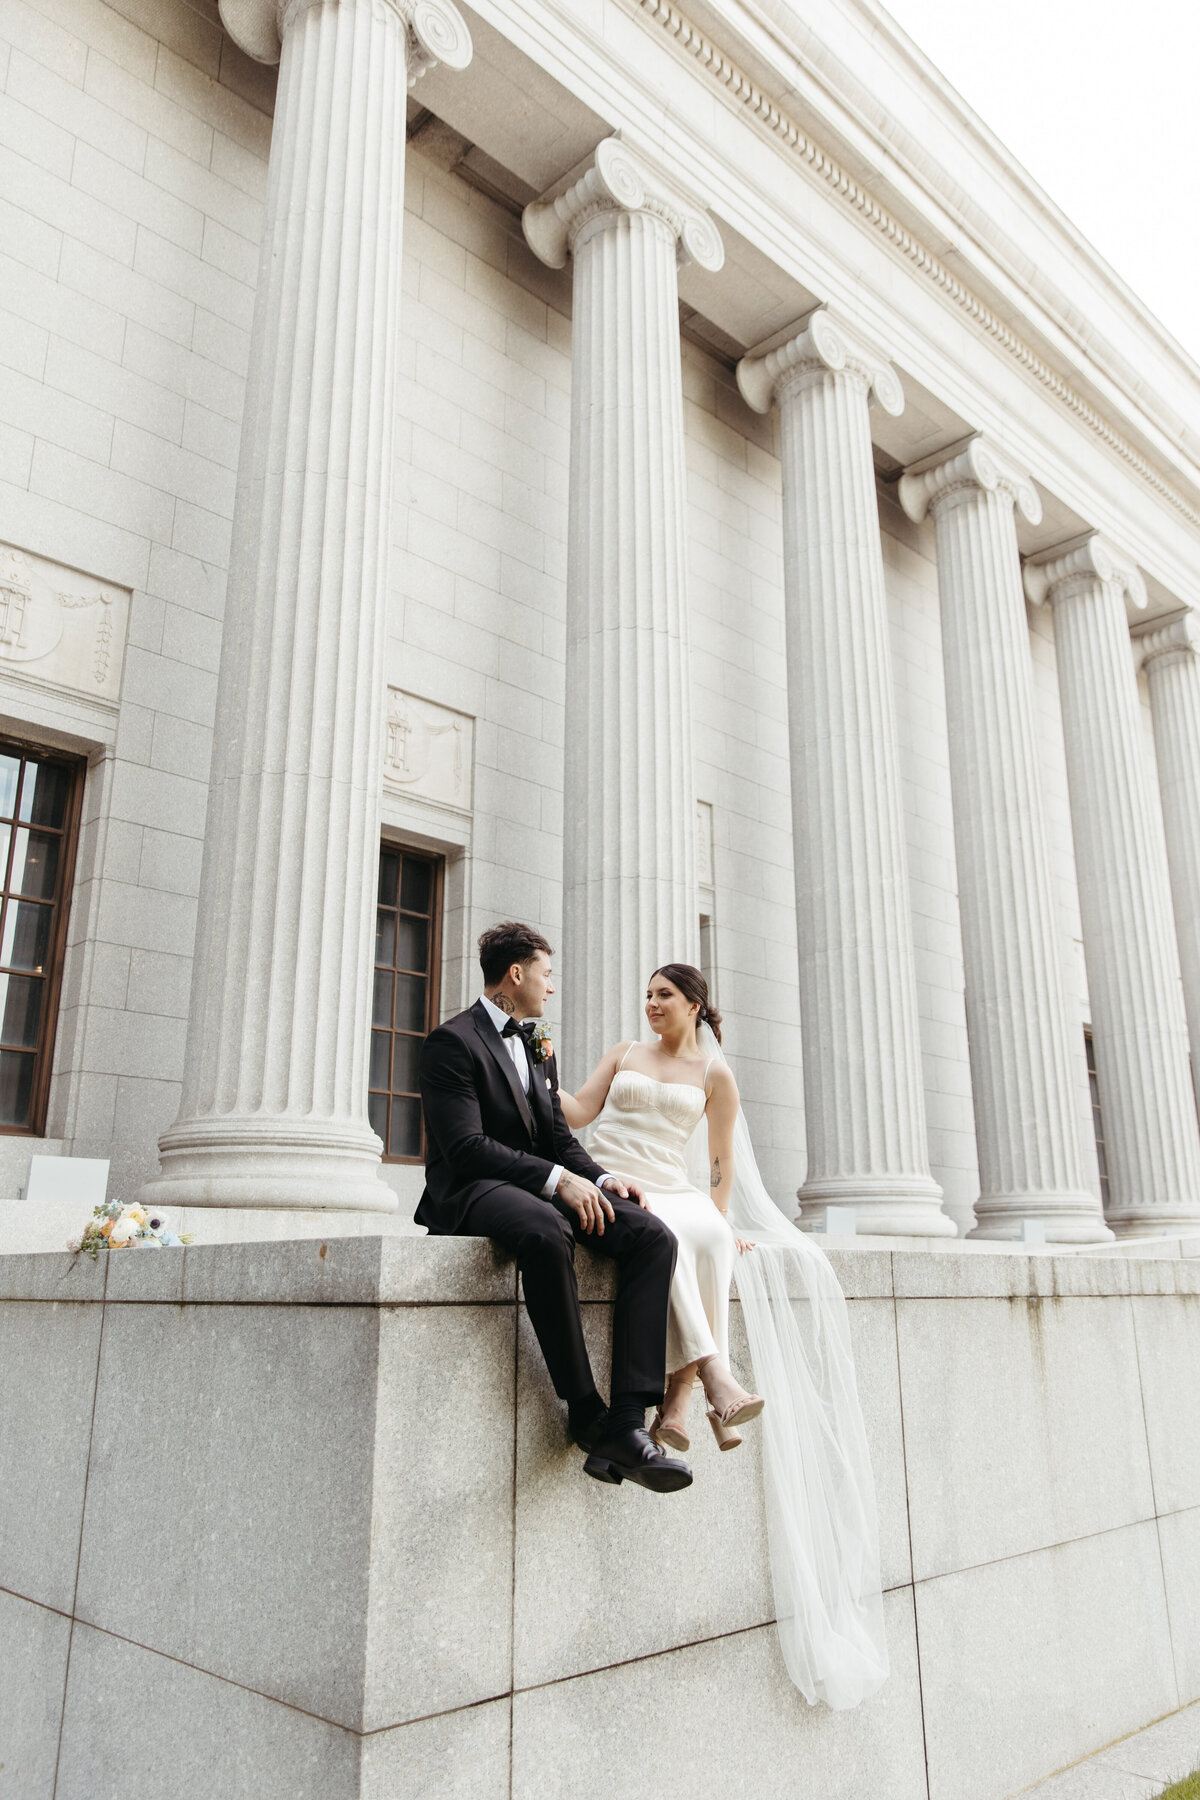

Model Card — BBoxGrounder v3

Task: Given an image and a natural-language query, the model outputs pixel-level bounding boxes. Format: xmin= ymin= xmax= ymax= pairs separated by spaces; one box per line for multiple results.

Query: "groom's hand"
xmin=558 ymin=1170 xmax=615 ymax=1235
xmin=601 ymin=1175 xmax=650 ymax=1210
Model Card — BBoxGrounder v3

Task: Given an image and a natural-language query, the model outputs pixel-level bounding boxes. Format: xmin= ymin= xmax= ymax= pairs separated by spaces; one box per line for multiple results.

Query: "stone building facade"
xmin=1 ymin=0 xmax=1199 ymax=1246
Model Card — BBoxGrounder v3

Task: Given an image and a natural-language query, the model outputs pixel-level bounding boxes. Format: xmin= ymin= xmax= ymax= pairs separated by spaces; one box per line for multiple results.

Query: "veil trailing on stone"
xmin=688 ymin=1022 xmax=888 ymax=1709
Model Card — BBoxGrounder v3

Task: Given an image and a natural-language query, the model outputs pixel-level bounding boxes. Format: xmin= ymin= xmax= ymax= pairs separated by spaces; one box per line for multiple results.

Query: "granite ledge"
xmin=0 ymin=1238 xmax=517 ymax=1306
xmin=3 ymin=1238 xmax=1193 ymax=1308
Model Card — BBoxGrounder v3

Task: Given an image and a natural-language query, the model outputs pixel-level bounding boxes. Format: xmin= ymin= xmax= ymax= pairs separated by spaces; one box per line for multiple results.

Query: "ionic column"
xmin=1137 ymin=609 xmax=1200 ymax=1111
xmin=900 ymin=439 xmax=1110 ymax=1241
xmin=1025 ymin=542 xmax=1200 ymax=1235
xmin=140 ymin=0 xmax=471 ymax=1211
xmin=523 ymin=139 xmax=723 ymax=1076
xmin=737 ymin=312 xmax=952 ymax=1235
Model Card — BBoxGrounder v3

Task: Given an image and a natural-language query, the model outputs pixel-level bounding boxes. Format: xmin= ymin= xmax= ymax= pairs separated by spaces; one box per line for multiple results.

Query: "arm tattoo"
xmin=710 ymin=1157 xmax=721 ymax=1189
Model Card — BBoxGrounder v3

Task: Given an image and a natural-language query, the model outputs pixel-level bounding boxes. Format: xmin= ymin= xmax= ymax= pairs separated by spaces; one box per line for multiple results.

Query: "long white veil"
xmin=689 ymin=1022 xmax=889 ymax=1710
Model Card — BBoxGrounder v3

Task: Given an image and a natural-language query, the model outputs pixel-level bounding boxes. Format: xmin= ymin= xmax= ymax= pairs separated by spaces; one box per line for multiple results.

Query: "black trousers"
xmin=458 ymin=1184 xmax=677 ymax=1404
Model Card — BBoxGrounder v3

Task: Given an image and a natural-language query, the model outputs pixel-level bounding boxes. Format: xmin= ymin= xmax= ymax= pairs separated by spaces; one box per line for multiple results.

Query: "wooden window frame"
xmin=0 ymin=738 xmax=86 ymax=1138
xmin=372 ymin=841 xmax=444 ymax=1165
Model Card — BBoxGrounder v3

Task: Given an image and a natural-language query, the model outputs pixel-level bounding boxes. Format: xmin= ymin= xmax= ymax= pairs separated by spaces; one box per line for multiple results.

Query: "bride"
xmin=559 ymin=965 xmax=766 ymax=1450
xmin=560 ymin=963 xmax=889 ymax=1711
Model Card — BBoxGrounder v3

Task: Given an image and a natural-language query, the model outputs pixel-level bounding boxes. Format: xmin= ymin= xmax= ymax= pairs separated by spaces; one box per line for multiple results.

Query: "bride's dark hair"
xmin=650 ymin=963 xmax=722 ymax=1044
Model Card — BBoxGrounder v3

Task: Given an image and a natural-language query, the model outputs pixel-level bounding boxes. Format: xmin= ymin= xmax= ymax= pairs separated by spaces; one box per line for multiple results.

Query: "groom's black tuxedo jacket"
xmin=416 ymin=1001 xmax=607 ymax=1234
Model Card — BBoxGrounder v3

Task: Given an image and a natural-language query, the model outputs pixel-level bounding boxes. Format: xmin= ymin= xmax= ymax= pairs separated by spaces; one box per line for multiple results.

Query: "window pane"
xmin=394 ymin=973 xmax=426 ymax=1033
xmin=0 ymin=1049 xmax=34 ymax=1126
xmin=372 ymin=969 xmax=393 ymax=1029
xmin=377 ymin=849 xmax=399 ymax=907
xmin=375 ymin=910 xmax=396 ymax=967
xmin=395 ymin=915 xmax=427 ymax=972
xmin=400 ymin=857 xmax=432 ymax=914
xmin=391 ymin=1034 xmax=420 ymax=1094
xmin=19 ymin=760 xmax=70 ymax=828
xmin=367 ymin=1090 xmax=388 ymax=1145
xmin=1 ymin=900 xmax=53 ymax=973
xmin=369 ymin=1030 xmax=390 ymax=1090
xmin=0 ymin=974 xmax=42 ymax=1049
xmin=11 ymin=830 xmax=59 ymax=900
xmin=389 ymin=1096 xmax=421 ymax=1158
xmin=0 ymin=757 xmax=19 ymax=820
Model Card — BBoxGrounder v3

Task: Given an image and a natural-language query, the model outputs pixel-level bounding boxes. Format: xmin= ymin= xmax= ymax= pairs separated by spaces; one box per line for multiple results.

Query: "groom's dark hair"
xmin=479 ymin=921 xmax=554 ymax=986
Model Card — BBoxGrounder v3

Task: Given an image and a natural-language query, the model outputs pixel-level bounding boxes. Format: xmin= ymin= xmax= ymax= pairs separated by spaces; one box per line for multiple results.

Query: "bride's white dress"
xmin=587 ymin=1050 xmax=734 ymax=1373
xmin=586 ymin=1030 xmax=889 ymax=1713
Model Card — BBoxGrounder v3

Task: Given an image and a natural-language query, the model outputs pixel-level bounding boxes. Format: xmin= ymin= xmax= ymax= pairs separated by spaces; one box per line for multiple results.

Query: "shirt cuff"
xmin=541 ymin=1164 xmax=564 ymax=1199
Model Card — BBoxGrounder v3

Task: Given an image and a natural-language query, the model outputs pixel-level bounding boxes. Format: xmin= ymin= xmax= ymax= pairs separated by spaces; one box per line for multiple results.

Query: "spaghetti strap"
xmin=702 ymin=1054 xmax=716 ymax=1093
xmin=617 ymin=1042 xmax=636 ymax=1072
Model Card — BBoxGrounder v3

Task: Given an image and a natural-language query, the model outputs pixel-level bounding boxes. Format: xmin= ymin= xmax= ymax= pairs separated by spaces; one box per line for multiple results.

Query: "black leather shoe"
xmin=569 ymin=1410 xmax=609 ymax=1454
xmin=583 ymin=1425 xmax=693 ymax=1492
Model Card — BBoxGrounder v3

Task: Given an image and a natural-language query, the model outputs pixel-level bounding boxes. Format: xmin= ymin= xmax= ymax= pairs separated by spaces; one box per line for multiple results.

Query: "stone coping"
xmin=3 ymin=1235 xmax=1200 ymax=1305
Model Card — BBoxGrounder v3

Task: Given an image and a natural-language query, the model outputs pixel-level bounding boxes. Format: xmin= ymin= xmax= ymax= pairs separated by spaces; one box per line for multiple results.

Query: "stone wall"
xmin=3 ymin=1236 xmax=1197 ymax=1798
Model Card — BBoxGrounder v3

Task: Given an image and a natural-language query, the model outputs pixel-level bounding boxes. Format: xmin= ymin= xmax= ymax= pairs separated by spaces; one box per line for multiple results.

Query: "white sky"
xmin=878 ymin=0 xmax=1200 ymax=365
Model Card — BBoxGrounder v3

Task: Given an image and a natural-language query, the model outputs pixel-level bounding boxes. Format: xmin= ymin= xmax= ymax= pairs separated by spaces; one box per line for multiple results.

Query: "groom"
xmin=417 ymin=921 xmax=692 ymax=1492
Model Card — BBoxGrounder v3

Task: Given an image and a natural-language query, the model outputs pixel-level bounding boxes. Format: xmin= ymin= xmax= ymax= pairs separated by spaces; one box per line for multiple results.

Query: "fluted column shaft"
xmin=524 ymin=140 xmax=723 ymax=1077
xmin=1139 ymin=611 xmax=1200 ymax=1110
xmin=900 ymin=440 xmax=1109 ymax=1241
xmin=141 ymin=0 xmax=471 ymax=1211
xmin=1029 ymin=545 xmax=1200 ymax=1234
xmin=738 ymin=313 xmax=951 ymax=1235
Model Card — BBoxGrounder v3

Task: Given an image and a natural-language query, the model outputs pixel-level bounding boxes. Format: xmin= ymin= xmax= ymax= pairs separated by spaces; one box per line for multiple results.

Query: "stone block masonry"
xmin=2 ymin=1236 xmax=1198 ymax=1798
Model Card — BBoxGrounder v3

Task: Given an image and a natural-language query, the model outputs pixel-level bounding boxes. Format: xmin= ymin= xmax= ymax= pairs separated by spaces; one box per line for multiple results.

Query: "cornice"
xmin=1022 ymin=533 xmax=1147 ymax=612
xmin=1133 ymin=609 xmax=1200 ymax=670
xmin=521 ymin=136 xmax=724 ymax=271
xmin=899 ymin=436 xmax=1041 ymax=528
xmin=630 ymin=0 xmax=1200 ymax=532
xmin=736 ymin=306 xmax=903 ymax=417
xmin=219 ymin=0 xmax=472 ymax=79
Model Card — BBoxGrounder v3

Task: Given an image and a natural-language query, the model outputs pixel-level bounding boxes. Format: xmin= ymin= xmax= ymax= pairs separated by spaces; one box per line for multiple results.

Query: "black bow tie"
xmin=501 ymin=1018 xmax=523 ymax=1038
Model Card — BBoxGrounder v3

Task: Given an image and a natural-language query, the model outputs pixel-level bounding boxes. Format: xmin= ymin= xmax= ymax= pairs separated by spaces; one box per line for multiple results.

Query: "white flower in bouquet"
xmin=70 ymin=1197 xmax=194 ymax=1256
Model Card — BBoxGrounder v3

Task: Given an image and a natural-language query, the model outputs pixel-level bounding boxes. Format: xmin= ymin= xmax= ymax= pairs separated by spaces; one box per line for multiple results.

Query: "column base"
xmin=967 ymin=1193 xmax=1113 ymax=1244
xmin=796 ymin=1175 xmax=958 ymax=1237
xmin=136 ymin=1119 xmax=399 ymax=1214
xmin=1104 ymin=1208 xmax=1200 ymax=1239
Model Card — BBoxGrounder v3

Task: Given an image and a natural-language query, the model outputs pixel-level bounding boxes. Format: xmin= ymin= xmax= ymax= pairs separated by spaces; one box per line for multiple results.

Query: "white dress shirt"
xmin=477 ymin=994 xmax=615 ymax=1199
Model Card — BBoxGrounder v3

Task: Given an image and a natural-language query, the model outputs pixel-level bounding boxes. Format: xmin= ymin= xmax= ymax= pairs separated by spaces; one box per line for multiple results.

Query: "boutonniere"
xmin=528 ymin=1020 xmax=554 ymax=1065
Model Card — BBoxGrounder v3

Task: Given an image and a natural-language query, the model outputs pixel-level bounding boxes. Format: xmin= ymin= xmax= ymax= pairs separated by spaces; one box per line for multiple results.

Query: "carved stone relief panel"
xmin=0 ymin=543 xmax=130 ymax=703
xmin=382 ymin=688 xmax=473 ymax=812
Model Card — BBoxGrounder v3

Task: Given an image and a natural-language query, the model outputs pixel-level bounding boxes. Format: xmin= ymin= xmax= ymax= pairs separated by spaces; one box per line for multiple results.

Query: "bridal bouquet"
xmin=69 ymin=1200 xmax=191 ymax=1257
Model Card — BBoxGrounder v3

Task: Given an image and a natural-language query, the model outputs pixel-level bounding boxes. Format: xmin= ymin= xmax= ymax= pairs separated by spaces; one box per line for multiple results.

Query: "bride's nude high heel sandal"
xmin=651 ymin=1370 xmax=694 ymax=1452
xmin=699 ymin=1357 xmax=766 ymax=1428
xmin=706 ymin=1408 xmax=743 ymax=1451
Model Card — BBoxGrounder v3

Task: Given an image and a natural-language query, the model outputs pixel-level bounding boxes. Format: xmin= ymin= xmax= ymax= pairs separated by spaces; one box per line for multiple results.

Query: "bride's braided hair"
xmin=650 ymin=963 xmax=722 ymax=1044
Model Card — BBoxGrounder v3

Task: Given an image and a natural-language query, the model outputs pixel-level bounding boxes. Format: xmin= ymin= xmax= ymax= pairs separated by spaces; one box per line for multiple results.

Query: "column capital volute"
xmin=1133 ymin=607 xmax=1200 ymax=670
xmin=735 ymin=307 xmax=904 ymax=418
xmin=1022 ymin=532 xmax=1147 ymax=612
xmin=521 ymin=135 xmax=724 ymax=274
xmin=898 ymin=434 xmax=1042 ymax=528
xmin=218 ymin=0 xmax=472 ymax=76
